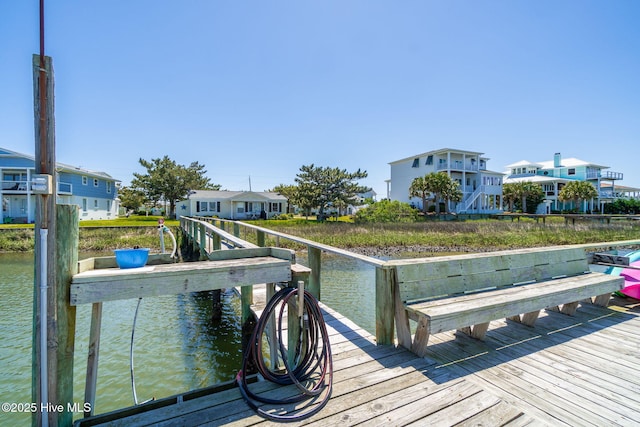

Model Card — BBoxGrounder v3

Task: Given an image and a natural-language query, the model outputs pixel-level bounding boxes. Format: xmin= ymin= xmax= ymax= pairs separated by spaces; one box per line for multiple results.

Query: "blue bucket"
xmin=114 ymin=248 xmax=150 ymax=269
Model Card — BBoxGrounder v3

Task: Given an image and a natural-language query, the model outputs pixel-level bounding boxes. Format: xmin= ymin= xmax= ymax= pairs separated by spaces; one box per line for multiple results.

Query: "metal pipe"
xmin=39 ymin=228 xmax=49 ymax=427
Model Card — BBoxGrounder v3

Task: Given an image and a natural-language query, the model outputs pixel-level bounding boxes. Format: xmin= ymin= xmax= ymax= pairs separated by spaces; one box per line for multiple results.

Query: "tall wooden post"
xmin=375 ymin=266 xmax=395 ymax=346
xmin=31 ymin=52 xmax=59 ymax=426
xmin=55 ymin=205 xmax=79 ymax=425
xmin=307 ymin=246 xmax=321 ymax=300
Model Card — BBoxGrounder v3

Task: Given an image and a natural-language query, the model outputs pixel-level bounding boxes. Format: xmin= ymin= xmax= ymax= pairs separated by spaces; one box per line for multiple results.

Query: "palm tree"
xmin=502 ymin=183 xmax=518 ymax=212
xmin=559 ymin=181 xmax=598 ymax=213
xmin=409 ymin=176 xmax=430 ymax=214
xmin=519 ymin=182 xmax=544 ymax=214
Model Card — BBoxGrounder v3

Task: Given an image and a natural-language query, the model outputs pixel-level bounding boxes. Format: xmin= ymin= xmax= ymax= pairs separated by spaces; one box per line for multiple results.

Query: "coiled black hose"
xmin=236 ymin=286 xmax=333 ymax=422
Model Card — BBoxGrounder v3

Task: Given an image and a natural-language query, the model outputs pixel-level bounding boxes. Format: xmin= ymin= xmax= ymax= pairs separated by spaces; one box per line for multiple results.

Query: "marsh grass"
xmin=248 ymin=218 xmax=640 ymax=254
xmin=2 ymin=216 xmax=639 ymax=254
xmin=0 ymin=216 xmax=179 ymax=252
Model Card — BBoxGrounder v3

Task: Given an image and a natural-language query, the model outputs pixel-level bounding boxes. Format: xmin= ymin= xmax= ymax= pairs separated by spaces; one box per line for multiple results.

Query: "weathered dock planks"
xmin=75 ymin=296 xmax=640 ymax=427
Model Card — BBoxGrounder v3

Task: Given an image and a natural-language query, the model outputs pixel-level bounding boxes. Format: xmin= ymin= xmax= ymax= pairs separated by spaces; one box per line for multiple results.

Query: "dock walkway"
xmin=76 ymin=295 xmax=640 ymax=426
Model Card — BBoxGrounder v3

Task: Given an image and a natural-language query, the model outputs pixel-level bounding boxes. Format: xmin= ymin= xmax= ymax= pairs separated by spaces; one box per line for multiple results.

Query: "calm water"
xmin=0 ymin=252 xmax=375 ymax=424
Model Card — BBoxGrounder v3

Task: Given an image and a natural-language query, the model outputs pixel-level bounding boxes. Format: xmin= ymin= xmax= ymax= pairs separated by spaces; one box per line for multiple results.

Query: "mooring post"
xmin=55 ymin=204 xmax=79 ymax=425
xmin=375 ymin=265 xmax=395 ymax=346
xmin=31 ymin=52 xmax=60 ymax=427
xmin=307 ymin=246 xmax=321 ymax=300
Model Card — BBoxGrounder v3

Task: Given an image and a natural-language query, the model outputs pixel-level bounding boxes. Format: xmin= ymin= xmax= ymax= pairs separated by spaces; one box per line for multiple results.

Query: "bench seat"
xmin=391 ymin=247 xmax=625 ymax=357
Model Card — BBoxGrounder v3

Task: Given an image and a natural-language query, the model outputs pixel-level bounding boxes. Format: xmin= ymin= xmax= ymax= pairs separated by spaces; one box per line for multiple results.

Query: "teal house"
xmin=504 ymin=152 xmax=624 ymax=213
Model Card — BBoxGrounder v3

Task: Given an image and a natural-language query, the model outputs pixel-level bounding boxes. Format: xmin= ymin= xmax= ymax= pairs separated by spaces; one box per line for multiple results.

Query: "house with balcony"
xmin=503 ymin=152 xmax=623 ymax=213
xmin=387 ymin=148 xmax=504 ymax=214
xmin=177 ymin=190 xmax=287 ymax=220
xmin=1 ymin=147 xmax=120 ymax=223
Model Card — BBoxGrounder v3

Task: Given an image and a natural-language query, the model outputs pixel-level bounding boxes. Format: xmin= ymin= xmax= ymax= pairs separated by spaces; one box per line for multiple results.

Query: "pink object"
xmin=619 ymin=260 xmax=640 ymax=299
xmin=607 ymin=251 xmax=640 ymax=300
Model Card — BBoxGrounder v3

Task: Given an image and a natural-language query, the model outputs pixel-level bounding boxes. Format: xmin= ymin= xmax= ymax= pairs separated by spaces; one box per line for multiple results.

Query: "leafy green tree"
xmin=132 ymin=156 xmax=220 ymax=218
xmin=605 ymin=198 xmax=640 ymax=214
xmin=294 ymin=164 xmax=370 ymax=220
xmin=272 ymin=184 xmax=299 ymax=214
xmin=411 ymin=172 xmax=462 ymax=214
xmin=118 ymin=186 xmax=147 ymax=214
xmin=559 ymin=181 xmax=598 ymax=213
xmin=354 ymin=199 xmax=419 ymax=223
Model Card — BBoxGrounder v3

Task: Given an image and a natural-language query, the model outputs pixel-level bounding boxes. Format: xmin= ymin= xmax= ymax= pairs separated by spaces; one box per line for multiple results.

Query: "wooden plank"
xmin=407 ymin=274 xmax=622 ymax=334
xmin=71 ymin=257 xmax=291 ymax=305
xmin=83 ymin=302 xmax=102 ymax=417
xmin=486 ymin=320 xmax=640 ymax=423
xmin=456 ymin=400 xmax=530 ymax=427
xmin=207 ymin=246 xmax=294 ymax=262
xmin=396 ymin=247 xmax=590 ymax=302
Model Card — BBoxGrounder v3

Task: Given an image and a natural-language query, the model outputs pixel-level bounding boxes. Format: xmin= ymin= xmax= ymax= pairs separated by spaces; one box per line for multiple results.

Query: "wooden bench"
xmin=389 ymin=246 xmax=624 ymax=357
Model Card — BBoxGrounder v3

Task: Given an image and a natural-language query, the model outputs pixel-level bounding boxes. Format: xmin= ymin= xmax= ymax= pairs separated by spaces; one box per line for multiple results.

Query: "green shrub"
xmin=354 ymin=200 xmax=419 ymax=223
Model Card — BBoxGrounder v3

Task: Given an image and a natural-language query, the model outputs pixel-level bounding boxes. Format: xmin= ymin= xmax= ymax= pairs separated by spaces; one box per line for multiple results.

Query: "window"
xmin=568 ymin=168 xmax=576 ymax=175
xmin=94 ymin=199 xmax=98 ymax=209
xmin=425 ymin=155 xmax=433 ymax=165
xmin=106 ymin=182 xmax=112 ymax=193
xmin=82 ymin=199 xmax=87 ymax=212
xmin=93 ymin=178 xmax=99 ymax=187
xmin=82 ymin=176 xmax=88 ymax=185
xmin=411 ymin=158 xmax=419 ymax=168
xmin=269 ymin=202 xmax=281 ymax=212
xmin=209 ymin=201 xmax=218 ymax=212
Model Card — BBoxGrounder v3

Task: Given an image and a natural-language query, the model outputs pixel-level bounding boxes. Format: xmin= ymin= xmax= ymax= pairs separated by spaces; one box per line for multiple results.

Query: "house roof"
xmin=506 ymin=157 xmax=609 ymax=170
xmin=505 ymin=160 xmax=544 ymax=168
xmin=188 ymin=190 xmax=287 ymax=201
xmin=0 ymin=146 xmax=119 ymax=181
xmin=601 ymin=182 xmax=640 ymax=192
xmin=389 ymin=148 xmax=486 ymax=165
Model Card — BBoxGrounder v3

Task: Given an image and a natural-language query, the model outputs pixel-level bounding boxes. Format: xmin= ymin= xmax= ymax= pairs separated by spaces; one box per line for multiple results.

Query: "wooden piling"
xmin=31 ymin=53 xmax=59 ymax=427
xmin=55 ymin=205 xmax=79 ymax=425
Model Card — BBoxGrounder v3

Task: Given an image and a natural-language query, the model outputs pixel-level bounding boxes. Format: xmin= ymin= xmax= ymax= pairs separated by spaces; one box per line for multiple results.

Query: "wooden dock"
xmin=75 ymin=294 xmax=640 ymax=426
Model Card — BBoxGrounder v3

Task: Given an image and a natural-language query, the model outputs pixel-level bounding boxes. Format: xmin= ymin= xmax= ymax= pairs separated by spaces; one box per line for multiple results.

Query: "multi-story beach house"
xmin=503 ymin=152 xmax=624 ymax=213
xmin=387 ymin=148 xmax=504 ymax=214
xmin=1 ymin=147 xmax=120 ymax=223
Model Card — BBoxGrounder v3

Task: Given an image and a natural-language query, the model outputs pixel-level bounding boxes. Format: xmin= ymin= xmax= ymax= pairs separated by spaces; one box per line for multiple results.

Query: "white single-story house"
xmin=1 ymin=146 xmax=120 ymax=223
xmin=177 ymin=190 xmax=287 ymax=220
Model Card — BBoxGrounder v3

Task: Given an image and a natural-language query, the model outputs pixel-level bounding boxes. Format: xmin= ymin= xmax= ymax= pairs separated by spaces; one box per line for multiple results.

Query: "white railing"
xmin=436 ymin=162 xmax=479 ymax=172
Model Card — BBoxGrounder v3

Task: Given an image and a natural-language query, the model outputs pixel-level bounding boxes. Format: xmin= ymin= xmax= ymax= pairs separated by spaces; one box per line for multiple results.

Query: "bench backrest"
xmin=391 ymin=247 xmax=589 ymax=303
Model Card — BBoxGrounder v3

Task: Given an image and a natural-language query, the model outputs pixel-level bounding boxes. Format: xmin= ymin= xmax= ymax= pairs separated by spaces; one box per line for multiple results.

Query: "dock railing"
xmin=182 ymin=216 xmax=640 ymax=347
xmin=181 ymin=216 xmax=396 ymax=345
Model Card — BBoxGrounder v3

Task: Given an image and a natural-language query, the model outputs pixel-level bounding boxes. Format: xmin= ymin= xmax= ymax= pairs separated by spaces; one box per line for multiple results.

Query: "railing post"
xmin=375 ymin=265 xmax=395 ymax=346
xmin=233 ymin=222 xmax=240 ymax=238
xmin=307 ymin=246 xmax=321 ymax=300
xmin=199 ymin=223 xmax=207 ymax=258
xmin=256 ymin=229 xmax=266 ymax=247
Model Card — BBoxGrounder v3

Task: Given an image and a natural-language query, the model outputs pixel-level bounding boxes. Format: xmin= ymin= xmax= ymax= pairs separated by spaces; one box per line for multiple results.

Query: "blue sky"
xmin=1 ymin=1 xmax=639 ymax=197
